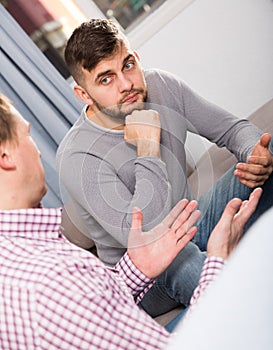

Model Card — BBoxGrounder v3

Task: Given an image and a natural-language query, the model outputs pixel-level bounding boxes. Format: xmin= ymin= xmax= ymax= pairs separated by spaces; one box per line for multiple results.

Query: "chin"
xmin=35 ymin=186 xmax=47 ymax=207
xmin=123 ymin=101 xmax=144 ymax=115
xmin=42 ymin=186 xmax=47 ymax=198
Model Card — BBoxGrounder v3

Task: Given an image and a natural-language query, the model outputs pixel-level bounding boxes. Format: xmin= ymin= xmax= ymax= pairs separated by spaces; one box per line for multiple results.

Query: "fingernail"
xmin=230 ymin=199 xmax=241 ymax=209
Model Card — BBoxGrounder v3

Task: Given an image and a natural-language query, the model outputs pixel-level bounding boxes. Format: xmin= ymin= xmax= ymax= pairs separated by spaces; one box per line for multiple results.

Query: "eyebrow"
xmin=95 ymin=69 xmax=112 ymax=83
xmin=122 ymin=54 xmax=134 ymax=67
xmin=94 ymin=54 xmax=134 ymax=83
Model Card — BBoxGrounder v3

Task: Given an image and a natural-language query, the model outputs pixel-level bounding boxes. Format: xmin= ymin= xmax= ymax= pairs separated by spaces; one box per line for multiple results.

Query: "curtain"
xmin=0 ymin=4 xmax=83 ymax=207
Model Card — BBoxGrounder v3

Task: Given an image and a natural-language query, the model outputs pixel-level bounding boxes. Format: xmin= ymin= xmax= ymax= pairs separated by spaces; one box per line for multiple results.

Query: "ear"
xmin=0 ymin=143 xmax=16 ymax=170
xmin=134 ymin=51 xmax=140 ymax=62
xmin=74 ymin=85 xmax=94 ymax=106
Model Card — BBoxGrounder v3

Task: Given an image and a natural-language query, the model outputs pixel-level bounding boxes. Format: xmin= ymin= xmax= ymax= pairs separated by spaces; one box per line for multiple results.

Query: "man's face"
xmin=12 ymin=108 xmax=47 ymax=206
xmin=80 ymin=43 xmax=147 ymax=120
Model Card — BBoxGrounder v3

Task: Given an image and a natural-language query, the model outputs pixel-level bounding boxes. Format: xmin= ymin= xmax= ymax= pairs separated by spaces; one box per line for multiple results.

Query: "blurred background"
xmin=0 ymin=0 xmax=166 ymax=79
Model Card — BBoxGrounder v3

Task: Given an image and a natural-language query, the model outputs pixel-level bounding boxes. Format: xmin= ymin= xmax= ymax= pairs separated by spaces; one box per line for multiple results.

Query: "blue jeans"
xmin=165 ymin=306 xmax=189 ymax=333
xmin=139 ymin=166 xmax=273 ymax=317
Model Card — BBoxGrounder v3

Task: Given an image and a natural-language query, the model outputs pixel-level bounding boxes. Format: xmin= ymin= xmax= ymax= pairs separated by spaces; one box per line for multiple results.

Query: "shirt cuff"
xmin=199 ymin=256 xmax=226 ymax=284
xmin=115 ymin=252 xmax=155 ymax=298
xmin=188 ymin=256 xmax=226 ymax=313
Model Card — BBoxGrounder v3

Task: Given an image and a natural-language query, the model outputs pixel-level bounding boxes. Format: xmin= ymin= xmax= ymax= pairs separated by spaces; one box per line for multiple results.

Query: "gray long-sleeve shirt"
xmin=57 ymin=69 xmax=262 ymax=265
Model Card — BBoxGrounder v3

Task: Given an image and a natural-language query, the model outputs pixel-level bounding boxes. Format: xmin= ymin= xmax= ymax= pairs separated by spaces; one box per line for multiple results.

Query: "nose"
xmin=118 ymin=73 xmax=133 ymax=92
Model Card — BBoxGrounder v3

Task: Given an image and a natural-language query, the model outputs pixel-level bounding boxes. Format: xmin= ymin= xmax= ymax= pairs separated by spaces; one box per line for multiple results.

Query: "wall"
xmin=130 ymin=0 xmax=273 ymax=161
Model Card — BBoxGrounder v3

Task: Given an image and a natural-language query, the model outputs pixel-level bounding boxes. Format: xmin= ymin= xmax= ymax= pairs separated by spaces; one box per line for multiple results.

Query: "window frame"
xmin=73 ymin=0 xmax=195 ymax=49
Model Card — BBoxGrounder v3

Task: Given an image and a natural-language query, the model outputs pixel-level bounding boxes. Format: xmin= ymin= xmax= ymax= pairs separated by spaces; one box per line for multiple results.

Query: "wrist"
xmin=137 ymin=139 xmax=161 ymax=157
xmin=207 ymin=252 xmax=228 ymax=260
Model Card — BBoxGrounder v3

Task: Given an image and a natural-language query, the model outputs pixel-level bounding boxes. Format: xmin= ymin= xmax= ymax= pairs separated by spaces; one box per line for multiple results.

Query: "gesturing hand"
xmin=128 ymin=199 xmax=201 ymax=279
xmin=207 ymin=187 xmax=262 ymax=259
xmin=234 ymin=133 xmax=273 ymax=188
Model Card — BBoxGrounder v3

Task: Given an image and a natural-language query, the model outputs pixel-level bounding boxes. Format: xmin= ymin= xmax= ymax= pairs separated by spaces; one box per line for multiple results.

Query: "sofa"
xmin=61 ymin=98 xmax=273 ymax=326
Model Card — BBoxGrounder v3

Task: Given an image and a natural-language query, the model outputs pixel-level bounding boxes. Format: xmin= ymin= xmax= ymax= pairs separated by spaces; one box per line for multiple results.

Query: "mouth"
xmin=122 ymin=92 xmax=139 ymax=104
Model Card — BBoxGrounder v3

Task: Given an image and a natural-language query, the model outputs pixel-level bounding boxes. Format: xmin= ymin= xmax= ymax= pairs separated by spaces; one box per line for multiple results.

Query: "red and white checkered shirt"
xmin=0 ymin=208 xmax=224 ymax=349
xmin=188 ymin=256 xmax=226 ymax=316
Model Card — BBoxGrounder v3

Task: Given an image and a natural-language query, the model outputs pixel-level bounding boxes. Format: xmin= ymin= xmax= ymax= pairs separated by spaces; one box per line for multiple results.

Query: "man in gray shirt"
xmin=57 ymin=19 xmax=273 ymax=316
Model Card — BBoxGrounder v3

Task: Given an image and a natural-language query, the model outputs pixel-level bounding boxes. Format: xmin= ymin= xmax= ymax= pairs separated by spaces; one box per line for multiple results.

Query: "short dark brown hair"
xmin=65 ymin=19 xmax=127 ymax=85
xmin=0 ymin=94 xmax=17 ymax=144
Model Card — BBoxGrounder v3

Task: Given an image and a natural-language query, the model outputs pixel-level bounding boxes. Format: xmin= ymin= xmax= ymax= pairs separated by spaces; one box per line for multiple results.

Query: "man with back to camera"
xmin=0 ymin=92 xmax=263 ymax=349
xmin=56 ymin=19 xmax=273 ymax=317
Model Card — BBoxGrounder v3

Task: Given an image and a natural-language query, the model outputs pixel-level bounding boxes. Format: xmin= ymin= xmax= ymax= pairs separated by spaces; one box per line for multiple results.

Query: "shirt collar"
xmin=0 ymin=207 xmax=62 ymax=240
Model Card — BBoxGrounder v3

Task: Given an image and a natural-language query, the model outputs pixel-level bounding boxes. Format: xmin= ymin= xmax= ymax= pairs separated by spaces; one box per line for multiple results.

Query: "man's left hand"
xmin=207 ymin=187 xmax=262 ymax=259
xmin=234 ymin=133 xmax=273 ymax=188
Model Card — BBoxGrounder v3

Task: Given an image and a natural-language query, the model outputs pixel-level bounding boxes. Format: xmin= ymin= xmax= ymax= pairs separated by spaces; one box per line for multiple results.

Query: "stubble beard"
xmin=92 ymin=88 xmax=148 ymax=121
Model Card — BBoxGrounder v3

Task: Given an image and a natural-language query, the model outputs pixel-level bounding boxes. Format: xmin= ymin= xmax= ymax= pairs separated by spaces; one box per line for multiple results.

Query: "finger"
xmin=240 ymin=200 xmax=249 ymax=210
xmin=216 ymin=198 xmax=242 ymax=230
xmin=232 ymin=188 xmax=262 ymax=233
xmin=186 ymin=209 xmax=201 ymax=231
xmin=171 ymin=200 xmax=198 ymax=231
xmin=236 ymin=176 xmax=267 ymax=188
xmin=176 ymin=226 xmax=198 ymax=250
xmin=236 ymin=188 xmax=262 ymax=222
xmin=247 ymin=156 xmax=272 ymax=167
xmin=250 ymin=186 xmax=263 ymax=200
xmin=125 ymin=114 xmax=134 ymax=124
xmin=130 ymin=207 xmax=143 ymax=231
xmin=161 ymin=199 xmax=189 ymax=228
xmin=175 ymin=210 xmax=201 ymax=239
xmin=235 ymin=163 xmax=268 ymax=176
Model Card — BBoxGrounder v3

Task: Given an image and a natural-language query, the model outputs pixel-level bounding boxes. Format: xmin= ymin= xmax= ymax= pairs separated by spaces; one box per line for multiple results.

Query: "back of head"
xmin=0 ymin=94 xmax=17 ymax=145
xmin=65 ymin=19 xmax=128 ymax=85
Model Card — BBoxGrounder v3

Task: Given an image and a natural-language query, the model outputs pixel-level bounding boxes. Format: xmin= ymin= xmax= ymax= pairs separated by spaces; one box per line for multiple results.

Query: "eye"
xmin=100 ymin=76 xmax=112 ymax=85
xmin=124 ymin=61 xmax=135 ymax=71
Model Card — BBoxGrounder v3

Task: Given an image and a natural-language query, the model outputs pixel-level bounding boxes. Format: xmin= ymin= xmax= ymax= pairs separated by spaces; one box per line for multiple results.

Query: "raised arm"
xmin=57 ymin=112 xmax=173 ymax=256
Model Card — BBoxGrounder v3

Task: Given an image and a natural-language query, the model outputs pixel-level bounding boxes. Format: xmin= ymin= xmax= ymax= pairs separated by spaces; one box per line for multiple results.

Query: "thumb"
xmin=131 ymin=207 xmax=143 ymax=232
xmin=259 ymin=133 xmax=271 ymax=148
xmin=219 ymin=198 xmax=242 ymax=228
xmin=128 ymin=208 xmax=143 ymax=249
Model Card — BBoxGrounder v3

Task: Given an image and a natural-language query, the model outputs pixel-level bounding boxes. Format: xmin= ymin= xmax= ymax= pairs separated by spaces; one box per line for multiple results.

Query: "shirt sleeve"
xmin=148 ymin=69 xmax=263 ymax=162
xmin=183 ymin=81 xmax=262 ymax=162
xmin=115 ymin=252 xmax=155 ymax=303
xmin=74 ymin=153 xmax=173 ymax=247
xmin=180 ymin=80 xmax=263 ymax=162
xmin=187 ymin=256 xmax=226 ymax=316
xmin=35 ymin=262 xmax=170 ymax=350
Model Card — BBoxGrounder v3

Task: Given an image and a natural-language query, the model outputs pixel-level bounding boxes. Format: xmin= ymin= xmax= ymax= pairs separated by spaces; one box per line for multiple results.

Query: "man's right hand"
xmin=124 ymin=109 xmax=161 ymax=157
xmin=207 ymin=187 xmax=262 ymax=259
xmin=128 ymin=199 xmax=201 ymax=279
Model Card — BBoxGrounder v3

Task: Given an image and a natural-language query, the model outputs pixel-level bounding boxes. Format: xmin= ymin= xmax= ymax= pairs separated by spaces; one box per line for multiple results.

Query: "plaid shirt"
xmin=0 ymin=208 xmax=224 ymax=349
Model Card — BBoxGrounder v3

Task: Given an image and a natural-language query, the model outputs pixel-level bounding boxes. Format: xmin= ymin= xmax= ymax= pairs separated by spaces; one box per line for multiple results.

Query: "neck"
xmin=86 ymin=106 xmax=125 ymax=131
xmin=0 ymin=189 xmax=39 ymax=210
